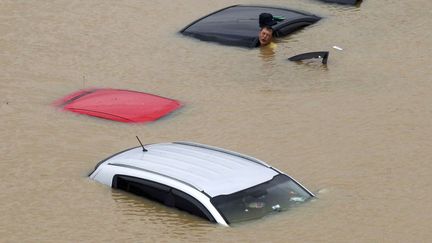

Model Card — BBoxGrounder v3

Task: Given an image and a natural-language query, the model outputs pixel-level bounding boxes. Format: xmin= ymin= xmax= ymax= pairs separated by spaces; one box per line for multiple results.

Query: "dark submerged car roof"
xmin=180 ymin=5 xmax=321 ymax=48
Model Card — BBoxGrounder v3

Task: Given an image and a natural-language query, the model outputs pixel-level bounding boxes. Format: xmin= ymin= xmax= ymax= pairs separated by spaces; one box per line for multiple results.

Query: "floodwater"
xmin=1 ymin=0 xmax=431 ymax=242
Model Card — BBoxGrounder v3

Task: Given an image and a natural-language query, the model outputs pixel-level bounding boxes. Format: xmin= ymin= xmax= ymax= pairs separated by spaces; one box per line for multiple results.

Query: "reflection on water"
xmin=110 ymin=190 xmax=218 ymax=241
xmin=258 ymin=42 xmax=276 ymax=64
xmin=111 ymin=190 xmax=211 ymax=226
xmin=291 ymin=59 xmax=329 ymax=70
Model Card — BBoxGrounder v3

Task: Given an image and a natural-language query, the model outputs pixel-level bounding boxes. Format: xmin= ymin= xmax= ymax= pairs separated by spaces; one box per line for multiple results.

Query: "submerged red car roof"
xmin=54 ymin=88 xmax=181 ymax=123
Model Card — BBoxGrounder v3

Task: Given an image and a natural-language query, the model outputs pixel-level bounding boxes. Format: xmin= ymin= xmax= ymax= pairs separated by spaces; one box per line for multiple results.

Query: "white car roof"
xmin=99 ymin=142 xmax=279 ymax=197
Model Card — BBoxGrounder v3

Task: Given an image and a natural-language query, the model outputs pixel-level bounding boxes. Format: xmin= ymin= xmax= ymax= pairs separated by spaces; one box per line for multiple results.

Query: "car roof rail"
xmin=108 ymin=163 xmax=205 ymax=194
xmin=173 ymin=141 xmax=270 ymax=168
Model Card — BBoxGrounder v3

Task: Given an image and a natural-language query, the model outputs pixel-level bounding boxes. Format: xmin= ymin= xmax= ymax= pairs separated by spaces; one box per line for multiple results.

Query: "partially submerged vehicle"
xmin=180 ymin=5 xmax=321 ymax=48
xmin=89 ymin=141 xmax=314 ymax=226
xmin=53 ymin=88 xmax=181 ymax=123
xmin=288 ymin=51 xmax=329 ymax=64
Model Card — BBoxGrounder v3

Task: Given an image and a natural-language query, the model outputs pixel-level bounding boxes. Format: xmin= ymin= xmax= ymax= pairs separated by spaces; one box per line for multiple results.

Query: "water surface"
xmin=1 ymin=0 xmax=432 ymax=242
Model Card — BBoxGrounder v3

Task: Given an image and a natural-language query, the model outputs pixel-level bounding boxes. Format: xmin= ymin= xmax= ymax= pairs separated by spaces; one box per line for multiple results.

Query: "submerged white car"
xmin=89 ymin=141 xmax=314 ymax=226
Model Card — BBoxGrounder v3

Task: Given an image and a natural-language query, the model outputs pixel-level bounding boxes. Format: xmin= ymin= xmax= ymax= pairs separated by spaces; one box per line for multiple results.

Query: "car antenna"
xmin=136 ymin=136 xmax=148 ymax=152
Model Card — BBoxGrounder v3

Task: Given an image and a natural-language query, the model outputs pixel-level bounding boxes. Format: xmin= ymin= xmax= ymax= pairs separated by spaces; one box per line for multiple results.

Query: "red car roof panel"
xmin=54 ymin=88 xmax=181 ymax=123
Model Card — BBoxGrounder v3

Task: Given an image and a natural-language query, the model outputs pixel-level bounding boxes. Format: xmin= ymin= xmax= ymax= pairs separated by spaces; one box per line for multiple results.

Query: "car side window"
xmin=112 ymin=175 xmax=215 ymax=222
xmin=114 ymin=175 xmax=170 ymax=204
xmin=171 ymin=189 xmax=215 ymax=222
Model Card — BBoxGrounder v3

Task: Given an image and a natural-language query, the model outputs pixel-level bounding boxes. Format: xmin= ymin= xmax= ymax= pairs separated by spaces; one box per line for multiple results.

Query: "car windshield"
xmin=210 ymin=174 xmax=313 ymax=224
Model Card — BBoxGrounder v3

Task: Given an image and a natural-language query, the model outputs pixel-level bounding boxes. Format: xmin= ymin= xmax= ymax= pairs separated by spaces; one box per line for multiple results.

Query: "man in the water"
xmin=258 ymin=26 xmax=274 ymax=46
xmin=257 ymin=13 xmax=277 ymax=47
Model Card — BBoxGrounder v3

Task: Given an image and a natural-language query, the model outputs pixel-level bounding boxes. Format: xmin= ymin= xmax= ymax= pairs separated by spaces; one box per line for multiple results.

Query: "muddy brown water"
xmin=1 ymin=0 xmax=432 ymax=242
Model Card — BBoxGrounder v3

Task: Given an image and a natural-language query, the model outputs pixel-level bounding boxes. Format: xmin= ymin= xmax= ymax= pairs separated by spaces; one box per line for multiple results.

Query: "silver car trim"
xmin=107 ymin=162 xmax=204 ymax=193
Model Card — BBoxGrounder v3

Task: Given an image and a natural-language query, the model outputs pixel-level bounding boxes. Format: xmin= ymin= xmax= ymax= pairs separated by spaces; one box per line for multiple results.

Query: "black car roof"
xmin=180 ymin=5 xmax=321 ymax=48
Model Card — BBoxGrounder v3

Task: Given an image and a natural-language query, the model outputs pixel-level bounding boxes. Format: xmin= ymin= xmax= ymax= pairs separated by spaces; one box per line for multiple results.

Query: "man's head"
xmin=258 ymin=13 xmax=277 ymax=46
xmin=259 ymin=26 xmax=273 ymax=46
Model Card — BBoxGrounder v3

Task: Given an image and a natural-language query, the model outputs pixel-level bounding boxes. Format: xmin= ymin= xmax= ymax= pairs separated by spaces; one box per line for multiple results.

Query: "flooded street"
xmin=1 ymin=0 xmax=432 ymax=242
